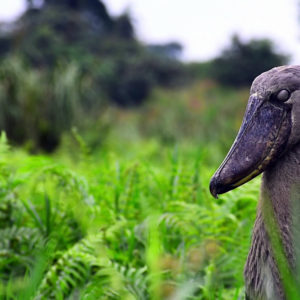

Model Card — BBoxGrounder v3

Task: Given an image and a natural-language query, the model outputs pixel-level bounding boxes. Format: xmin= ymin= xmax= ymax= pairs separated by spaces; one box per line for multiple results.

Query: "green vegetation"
xmin=0 ymin=81 xmax=260 ymax=299
xmin=209 ymin=35 xmax=288 ymax=87
xmin=0 ymin=1 xmax=291 ymax=298
xmin=0 ymin=0 xmax=188 ymax=110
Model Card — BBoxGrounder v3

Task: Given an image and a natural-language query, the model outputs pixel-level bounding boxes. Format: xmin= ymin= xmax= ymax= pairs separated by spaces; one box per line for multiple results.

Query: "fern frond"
xmin=34 ymin=235 xmax=107 ymax=300
xmin=0 ymin=226 xmax=42 ymax=252
xmin=0 ymin=226 xmax=42 ymax=280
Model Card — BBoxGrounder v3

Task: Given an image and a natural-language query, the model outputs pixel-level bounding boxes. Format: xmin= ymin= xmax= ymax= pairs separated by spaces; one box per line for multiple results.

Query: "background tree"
xmin=0 ymin=0 xmax=186 ymax=101
xmin=0 ymin=0 xmax=187 ymax=151
xmin=208 ymin=35 xmax=289 ymax=86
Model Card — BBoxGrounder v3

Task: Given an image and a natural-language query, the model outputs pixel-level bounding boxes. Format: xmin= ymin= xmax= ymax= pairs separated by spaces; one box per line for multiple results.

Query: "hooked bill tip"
xmin=209 ymin=177 xmax=219 ymax=199
xmin=210 ymin=189 xmax=219 ymax=199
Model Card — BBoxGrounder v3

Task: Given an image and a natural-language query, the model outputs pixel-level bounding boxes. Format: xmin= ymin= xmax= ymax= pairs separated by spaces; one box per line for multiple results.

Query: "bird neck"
xmin=260 ymin=141 xmax=300 ymax=243
xmin=244 ymin=142 xmax=300 ymax=300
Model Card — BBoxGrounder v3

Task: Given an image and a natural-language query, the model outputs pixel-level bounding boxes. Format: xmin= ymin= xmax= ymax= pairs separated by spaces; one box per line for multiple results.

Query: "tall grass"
xmin=0 ymin=130 xmax=260 ymax=299
xmin=0 ymin=57 xmax=88 ymax=152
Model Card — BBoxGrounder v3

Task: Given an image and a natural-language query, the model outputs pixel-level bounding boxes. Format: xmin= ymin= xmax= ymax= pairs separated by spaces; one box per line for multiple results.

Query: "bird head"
xmin=210 ymin=66 xmax=300 ymax=198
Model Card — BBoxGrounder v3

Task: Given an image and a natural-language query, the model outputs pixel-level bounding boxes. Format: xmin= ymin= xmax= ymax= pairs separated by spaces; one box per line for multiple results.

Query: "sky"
xmin=0 ymin=0 xmax=300 ymax=63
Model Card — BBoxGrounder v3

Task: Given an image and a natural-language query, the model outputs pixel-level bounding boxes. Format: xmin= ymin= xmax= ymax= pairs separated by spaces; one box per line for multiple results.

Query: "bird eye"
xmin=276 ymin=89 xmax=290 ymax=101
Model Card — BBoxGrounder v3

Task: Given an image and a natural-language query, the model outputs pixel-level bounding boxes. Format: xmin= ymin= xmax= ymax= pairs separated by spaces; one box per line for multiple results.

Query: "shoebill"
xmin=210 ymin=66 xmax=300 ymax=300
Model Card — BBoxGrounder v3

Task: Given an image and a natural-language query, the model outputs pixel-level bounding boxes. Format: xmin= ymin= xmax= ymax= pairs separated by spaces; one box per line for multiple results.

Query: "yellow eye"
xmin=276 ymin=89 xmax=290 ymax=101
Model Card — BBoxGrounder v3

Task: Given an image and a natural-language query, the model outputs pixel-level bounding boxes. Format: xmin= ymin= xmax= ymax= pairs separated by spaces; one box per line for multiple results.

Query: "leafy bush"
xmin=0 ymin=57 xmax=85 ymax=152
xmin=103 ymin=54 xmax=189 ymax=107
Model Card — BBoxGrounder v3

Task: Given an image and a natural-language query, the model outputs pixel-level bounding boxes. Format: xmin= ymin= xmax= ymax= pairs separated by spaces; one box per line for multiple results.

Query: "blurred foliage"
xmin=0 ymin=54 xmax=192 ymax=152
xmin=187 ymin=61 xmax=213 ymax=81
xmin=0 ymin=57 xmax=85 ymax=152
xmin=0 ymin=1 xmax=290 ymax=153
xmin=208 ymin=35 xmax=289 ymax=86
xmin=62 ymin=79 xmax=250 ymax=165
xmin=188 ymin=35 xmax=289 ymax=87
xmin=0 ymin=0 xmax=190 ymax=151
xmin=147 ymin=42 xmax=183 ymax=59
xmin=0 ymin=0 xmax=188 ymax=109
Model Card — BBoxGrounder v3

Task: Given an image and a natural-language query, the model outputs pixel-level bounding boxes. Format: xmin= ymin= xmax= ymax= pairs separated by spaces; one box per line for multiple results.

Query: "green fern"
xmin=35 ymin=236 xmax=107 ymax=300
xmin=0 ymin=226 xmax=42 ymax=280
